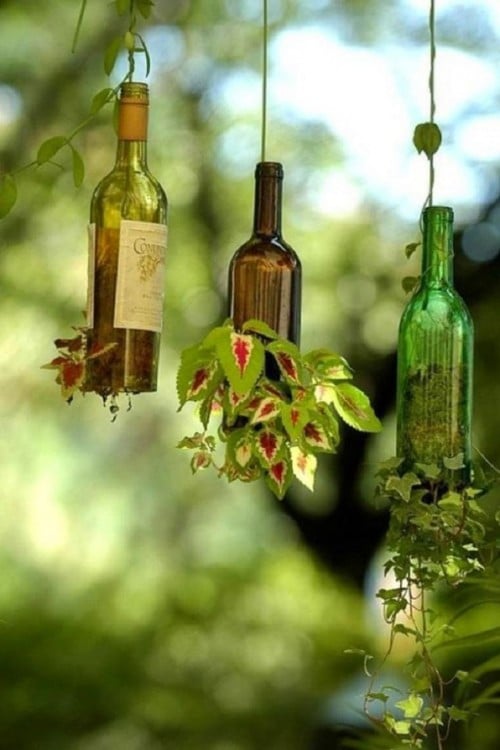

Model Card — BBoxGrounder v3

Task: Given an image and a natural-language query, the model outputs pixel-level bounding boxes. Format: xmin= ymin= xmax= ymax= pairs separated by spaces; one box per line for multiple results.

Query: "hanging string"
xmin=260 ymin=0 xmax=268 ymax=163
xmin=428 ymin=0 xmax=436 ymax=207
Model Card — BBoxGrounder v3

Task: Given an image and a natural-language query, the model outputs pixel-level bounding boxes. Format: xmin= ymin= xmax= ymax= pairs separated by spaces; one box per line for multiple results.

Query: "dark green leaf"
xmin=0 ymin=174 xmax=17 ymax=218
xmin=37 ymin=136 xmax=67 ymax=165
xmin=413 ymin=122 xmax=442 ymax=158
xmin=402 ymin=275 xmax=419 ymax=294
xmin=71 ymin=146 xmax=85 ymax=187
xmin=90 ymin=87 xmax=115 ymax=115
xmin=385 ymin=472 xmax=421 ymax=502
xmin=405 ymin=241 xmax=420 ymax=259
xmin=443 ymin=452 xmax=465 ymax=470
xmin=104 ymin=36 xmax=123 ymax=75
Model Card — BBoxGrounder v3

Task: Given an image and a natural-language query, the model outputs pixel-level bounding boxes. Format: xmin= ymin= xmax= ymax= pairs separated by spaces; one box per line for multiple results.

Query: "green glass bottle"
xmin=85 ymin=82 xmax=168 ymax=397
xmin=228 ymin=161 xmax=302 ymax=345
xmin=396 ymin=206 xmax=473 ymax=483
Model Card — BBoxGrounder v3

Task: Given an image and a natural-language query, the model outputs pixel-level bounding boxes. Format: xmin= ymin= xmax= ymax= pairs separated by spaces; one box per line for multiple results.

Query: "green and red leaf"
xmin=303 ymin=421 xmax=332 ymax=452
xmin=267 ymin=339 xmax=302 ymax=385
xmin=280 ymin=402 xmax=309 ymax=441
xmin=249 ymin=396 xmax=280 ymax=425
xmin=216 ymin=329 xmax=264 ymax=396
xmin=254 ymin=429 xmax=283 ymax=467
xmin=190 ymin=451 xmax=213 ymax=473
xmin=265 ymin=457 xmax=293 ymax=499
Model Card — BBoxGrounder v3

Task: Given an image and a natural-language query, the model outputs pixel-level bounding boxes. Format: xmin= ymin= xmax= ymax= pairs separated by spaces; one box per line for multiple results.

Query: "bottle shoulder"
xmin=230 ymin=235 xmax=301 ymax=269
xmin=400 ymin=284 xmax=473 ymax=329
xmin=90 ymin=166 xmax=167 ymax=225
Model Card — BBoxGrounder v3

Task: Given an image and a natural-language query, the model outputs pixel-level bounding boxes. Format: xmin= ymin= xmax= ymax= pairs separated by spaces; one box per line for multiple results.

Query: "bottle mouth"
xmin=255 ymin=162 xmax=283 ymax=178
xmin=120 ymin=82 xmax=149 ymax=104
xmin=423 ymin=205 xmax=453 ymax=221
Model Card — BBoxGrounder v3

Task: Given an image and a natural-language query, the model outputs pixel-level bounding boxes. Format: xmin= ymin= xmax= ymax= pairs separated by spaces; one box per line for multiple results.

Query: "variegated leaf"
xmin=330 ymin=383 xmax=382 ymax=433
xmin=265 ymin=458 xmax=293 ymax=499
xmin=280 ymin=402 xmax=309 ymax=441
xmin=304 ymin=349 xmax=353 ymax=381
xmin=190 ymin=451 xmax=212 ymax=473
xmin=267 ymin=340 xmax=302 ymax=385
xmin=249 ymin=396 xmax=280 ymax=425
xmin=176 ymin=343 xmax=213 ymax=407
xmin=303 ymin=421 xmax=331 ymax=452
xmin=235 ymin=437 xmax=253 ymax=468
xmin=290 ymin=447 xmax=317 ymax=492
xmin=216 ymin=329 xmax=265 ymax=396
xmin=254 ymin=429 xmax=283 ymax=467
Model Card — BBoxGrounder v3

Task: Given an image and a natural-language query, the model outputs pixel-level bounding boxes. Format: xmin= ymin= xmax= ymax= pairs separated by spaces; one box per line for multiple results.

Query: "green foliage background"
xmin=1 ymin=1 xmax=500 ymax=748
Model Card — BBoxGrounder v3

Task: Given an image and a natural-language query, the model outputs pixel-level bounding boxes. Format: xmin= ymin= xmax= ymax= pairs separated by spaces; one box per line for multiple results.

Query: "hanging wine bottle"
xmin=228 ymin=161 xmax=302 ymax=346
xmin=396 ymin=205 xmax=473 ymax=483
xmin=85 ymin=81 xmax=168 ymax=397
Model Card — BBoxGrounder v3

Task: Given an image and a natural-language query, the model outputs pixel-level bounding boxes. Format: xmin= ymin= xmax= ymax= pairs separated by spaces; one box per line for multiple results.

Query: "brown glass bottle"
xmin=85 ymin=82 xmax=168 ymax=397
xmin=228 ymin=162 xmax=301 ymax=346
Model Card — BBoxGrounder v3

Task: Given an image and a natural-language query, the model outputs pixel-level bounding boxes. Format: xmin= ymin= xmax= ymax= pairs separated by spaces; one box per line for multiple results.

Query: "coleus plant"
xmin=42 ymin=328 xmax=117 ymax=403
xmin=176 ymin=318 xmax=382 ymax=498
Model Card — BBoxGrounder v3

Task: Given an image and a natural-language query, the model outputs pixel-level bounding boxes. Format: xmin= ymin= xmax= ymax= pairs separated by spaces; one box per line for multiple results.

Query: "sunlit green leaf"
xmin=37 ymin=136 xmax=67 ymax=165
xmin=90 ymin=87 xmax=115 ymax=114
xmin=241 ymin=318 xmax=279 ymax=340
xmin=330 ymin=382 xmax=382 ymax=433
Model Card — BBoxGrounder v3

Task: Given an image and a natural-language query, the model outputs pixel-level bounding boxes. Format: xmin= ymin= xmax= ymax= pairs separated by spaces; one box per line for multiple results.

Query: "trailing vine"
xmin=0 ymin=0 xmax=153 ymax=219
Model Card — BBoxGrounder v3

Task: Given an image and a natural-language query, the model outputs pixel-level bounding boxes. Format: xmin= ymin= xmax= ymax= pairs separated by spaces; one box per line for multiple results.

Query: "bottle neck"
xmin=115 ymin=91 xmax=149 ymax=169
xmin=421 ymin=206 xmax=454 ymax=285
xmin=115 ymin=139 xmax=148 ymax=169
xmin=253 ymin=162 xmax=283 ymax=237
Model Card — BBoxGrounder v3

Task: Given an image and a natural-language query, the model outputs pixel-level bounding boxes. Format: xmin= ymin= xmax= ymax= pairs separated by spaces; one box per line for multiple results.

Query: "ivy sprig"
xmin=348 ymin=458 xmax=496 ymax=750
xmin=176 ymin=319 xmax=381 ymax=498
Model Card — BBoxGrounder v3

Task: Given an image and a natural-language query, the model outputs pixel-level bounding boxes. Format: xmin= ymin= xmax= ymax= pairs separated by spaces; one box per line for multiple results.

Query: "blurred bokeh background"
xmin=1 ymin=0 xmax=500 ymax=748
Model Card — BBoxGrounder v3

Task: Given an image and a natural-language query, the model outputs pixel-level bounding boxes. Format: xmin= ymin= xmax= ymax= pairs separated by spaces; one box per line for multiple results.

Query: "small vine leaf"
xmin=90 ymin=87 xmax=115 ymax=115
xmin=290 ymin=446 xmax=317 ymax=491
xmin=330 ymin=383 xmax=382 ymax=432
xmin=448 ymin=706 xmax=470 ymax=722
xmin=254 ymin=429 xmax=283 ymax=467
xmin=303 ymin=421 xmax=332 ymax=452
xmin=415 ymin=462 xmax=441 ymax=480
xmin=249 ymin=396 xmax=280 ymax=425
xmin=136 ymin=0 xmax=154 ymax=19
xmin=413 ymin=121 xmax=442 ymax=158
xmin=385 ymin=472 xmax=421 ymax=502
xmin=217 ymin=331 xmax=264 ymax=396
xmin=37 ymin=136 xmax=67 ymax=165
xmin=402 ymin=275 xmax=419 ymax=294
xmin=438 ymin=492 xmax=463 ymax=510
xmin=0 ymin=174 xmax=17 ymax=218
xmin=443 ymin=452 xmax=465 ymax=471
xmin=267 ymin=339 xmax=302 ymax=385
xmin=71 ymin=146 xmax=85 ymax=187
xmin=241 ymin=318 xmax=279 ymax=340
xmin=265 ymin=458 xmax=292 ymax=499
xmin=405 ymin=241 xmax=420 ymax=259
xmin=104 ymin=36 xmax=123 ymax=76
xmin=395 ymin=693 xmax=424 ymax=719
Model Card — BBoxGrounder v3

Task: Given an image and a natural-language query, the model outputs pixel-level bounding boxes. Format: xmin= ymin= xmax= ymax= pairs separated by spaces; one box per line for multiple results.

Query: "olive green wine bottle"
xmin=396 ymin=205 xmax=473 ymax=482
xmin=228 ymin=161 xmax=301 ymax=346
xmin=85 ymin=81 xmax=168 ymax=397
